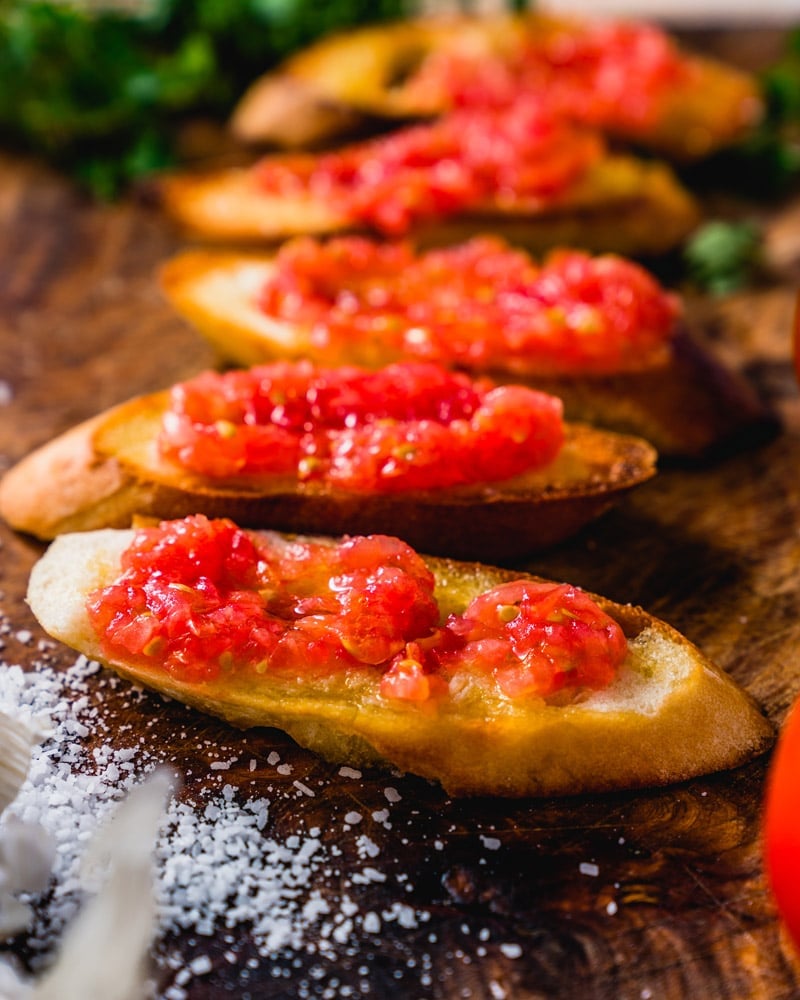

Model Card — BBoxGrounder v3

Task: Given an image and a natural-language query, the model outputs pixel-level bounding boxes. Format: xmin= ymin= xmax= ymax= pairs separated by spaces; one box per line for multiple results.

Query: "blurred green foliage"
xmin=0 ymin=0 xmax=408 ymax=197
xmin=724 ymin=26 xmax=800 ymax=197
xmin=684 ymin=220 xmax=762 ymax=296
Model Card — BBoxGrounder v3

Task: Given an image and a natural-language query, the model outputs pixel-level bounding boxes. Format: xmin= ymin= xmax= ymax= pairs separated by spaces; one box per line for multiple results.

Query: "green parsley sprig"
xmin=684 ymin=220 xmax=762 ymax=296
xmin=0 ymin=0 xmax=408 ymax=198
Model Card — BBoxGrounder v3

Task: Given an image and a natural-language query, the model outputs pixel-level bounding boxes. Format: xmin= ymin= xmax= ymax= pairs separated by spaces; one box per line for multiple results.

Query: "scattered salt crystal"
xmin=189 ymin=955 xmax=213 ymax=976
xmin=391 ymin=904 xmax=418 ymax=929
xmin=64 ymin=720 xmax=89 ymax=738
xmin=338 ymin=767 xmax=362 ymax=779
xmin=14 ymin=631 xmax=32 ymax=645
xmin=209 ymin=761 xmax=229 ymax=771
xmin=277 ymin=763 xmax=293 ymax=776
xmin=362 ymin=912 xmax=381 ymax=934
xmin=479 ymin=835 xmax=501 ymax=851
xmin=489 ymin=981 xmax=507 ymax=999
xmin=302 ymin=894 xmax=329 ymax=922
xmin=292 ymin=781 xmax=315 ymax=797
xmin=103 ymin=763 xmax=120 ymax=783
xmin=500 ymin=943 xmax=522 ymax=959
xmin=249 ymin=760 xmax=257 ymax=772
xmin=355 ymin=835 xmax=380 ymax=860
xmin=579 ymin=862 xmax=600 ymax=877
xmin=332 ymin=918 xmax=353 ymax=944
xmin=344 ymin=812 xmax=362 ymax=825
xmin=267 ymin=752 xmax=281 ymax=766
xmin=606 ymin=900 xmax=618 ymax=916
xmin=350 ymin=867 xmax=386 ymax=885
xmin=383 ymin=787 xmax=401 ymax=804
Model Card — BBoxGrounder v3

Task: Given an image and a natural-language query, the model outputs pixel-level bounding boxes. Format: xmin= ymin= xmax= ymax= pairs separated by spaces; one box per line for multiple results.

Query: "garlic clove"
xmin=31 ymin=768 xmax=176 ymax=1000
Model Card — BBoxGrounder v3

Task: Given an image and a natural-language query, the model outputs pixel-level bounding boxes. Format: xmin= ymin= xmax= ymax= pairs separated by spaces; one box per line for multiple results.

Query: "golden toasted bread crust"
xmin=27 ymin=527 xmax=774 ymax=797
xmin=0 ymin=390 xmax=657 ymax=559
xmin=0 ymin=417 xmax=139 ymax=538
xmin=160 ymin=249 xmax=777 ymax=459
xmin=157 ymin=154 xmax=700 ymax=257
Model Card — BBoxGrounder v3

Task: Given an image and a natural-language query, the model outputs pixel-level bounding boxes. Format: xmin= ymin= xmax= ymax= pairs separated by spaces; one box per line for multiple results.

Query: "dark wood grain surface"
xmin=4 ymin=30 xmax=800 ymax=998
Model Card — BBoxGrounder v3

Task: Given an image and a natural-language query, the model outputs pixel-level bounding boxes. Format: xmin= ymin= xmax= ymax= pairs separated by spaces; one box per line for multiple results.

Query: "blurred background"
xmin=0 ymin=0 xmax=797 ymax=201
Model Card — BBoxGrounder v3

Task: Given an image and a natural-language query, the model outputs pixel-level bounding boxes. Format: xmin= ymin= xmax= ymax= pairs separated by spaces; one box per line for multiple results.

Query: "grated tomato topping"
xmin=258 ymin=236 xmax=679 ymax=375
xmin=403 ymin=19 xmax=695 ymax=134
xmin=87 ymin=516 xmax=628 ymax=699
xmin=255 ymin=99 xmax=603 ymax=236
xmin=158 ymin=360 xmax=565 ymax=491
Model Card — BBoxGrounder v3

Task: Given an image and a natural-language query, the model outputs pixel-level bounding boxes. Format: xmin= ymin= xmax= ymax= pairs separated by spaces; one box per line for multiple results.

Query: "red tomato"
xmin=257 ymin=236 xmax=678 ymax=376
xmin=256 ymin=100 xmax=603 ymax=236
xmin=159 ymin=360 xmax=566 ymax=492
xmin=88 ymin=515 xmax=626 ymax=702
xmin=764 ymin=696 xmax=800 ymax=949
xmin=87 ymin=516 xmax=439 ymax=684
xmin=405 ymin=20 xmax=690 ymax=133
xmin=441 ymin=579 xmax=627 ymax=698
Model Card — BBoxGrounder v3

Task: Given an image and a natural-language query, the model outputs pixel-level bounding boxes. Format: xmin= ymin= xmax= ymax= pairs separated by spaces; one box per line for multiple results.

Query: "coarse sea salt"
xmin=0 ymin=656 xmax=411 ymax=993
xmin=480 ymin=835 xmax=501 ymax=851
xmin=0 ymin=613 xmax=529 ymax=998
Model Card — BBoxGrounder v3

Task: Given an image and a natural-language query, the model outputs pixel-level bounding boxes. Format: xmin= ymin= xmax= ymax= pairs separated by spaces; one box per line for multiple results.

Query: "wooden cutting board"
xmin=3 ymin=35 xmax=800 ymax=998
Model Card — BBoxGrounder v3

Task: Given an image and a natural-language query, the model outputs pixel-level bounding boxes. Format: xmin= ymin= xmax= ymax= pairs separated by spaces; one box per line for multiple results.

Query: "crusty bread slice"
xmin=27 ymin=526 xmax=774 ymax=797
xmin=0 ymin=393 xmax=656 ymax=561
xmin=157 ymin=153 xmax=699 ymax=258
xmin=160 ymin=249 xmax=776 ymax=459
xmin=230 ymin=14 xmax=762 ymax=160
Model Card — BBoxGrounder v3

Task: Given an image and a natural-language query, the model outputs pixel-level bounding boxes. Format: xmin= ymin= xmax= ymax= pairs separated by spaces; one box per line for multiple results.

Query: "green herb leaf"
xmin=684 ymin=220 xmax=762 ymax=295
xmin=0 ymin=0 xmax=409 ymax=197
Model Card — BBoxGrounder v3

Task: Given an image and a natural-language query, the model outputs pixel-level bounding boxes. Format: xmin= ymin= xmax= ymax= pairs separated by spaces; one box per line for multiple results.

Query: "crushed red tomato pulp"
xmin=87 ymin=516 xmax=628 ymax=701
xmin=254 ymin=100 xmax=603 ymax=236
xmin=158 ymin=360 xmax=564 ymax=490
xmin=259 ymin=236 xmax=679 ymax=375
xmin=404 ymin=20 xmax=695 ymax=134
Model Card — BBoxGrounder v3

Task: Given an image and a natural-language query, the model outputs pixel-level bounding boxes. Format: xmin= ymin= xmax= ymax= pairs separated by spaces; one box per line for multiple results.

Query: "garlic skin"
xmin=0 ymin=816 xmax=56 ymax=939
xmin=0 ymin=710 xmax=55 ymax=941
xmin=31 ymin=768 xmax=175 ymax=1000
xmin=0 ymin=960 xmax=31 ymax=1000
xmin=0 ymin=711 xmax=38 ymax=815
xmin=0 ymin=698 xmax=173 ymax=1000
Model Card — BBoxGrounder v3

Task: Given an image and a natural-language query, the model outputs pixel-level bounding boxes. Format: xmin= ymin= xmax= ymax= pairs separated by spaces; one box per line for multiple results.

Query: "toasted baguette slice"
xmin=0 ymin=393 xmax=656 ymax=560
xmin=27 ymin=526 xmax=774 ymax=797
xmin=231 ymin=14 xmax=762 ymax=160
xmin=160 ymin=249 xmax=776 ymax=459
xmin=158 ymin=153 xmax=699 ymax=258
